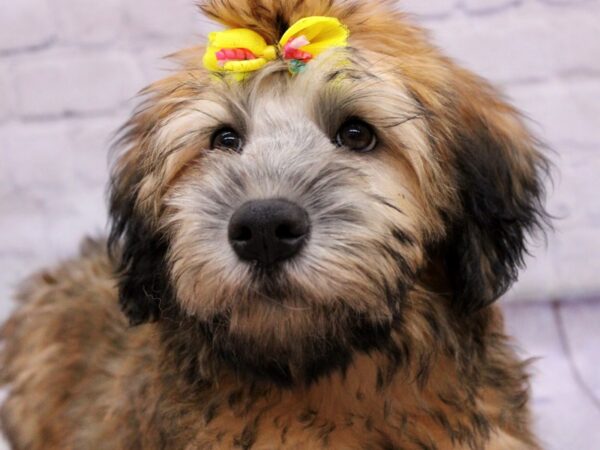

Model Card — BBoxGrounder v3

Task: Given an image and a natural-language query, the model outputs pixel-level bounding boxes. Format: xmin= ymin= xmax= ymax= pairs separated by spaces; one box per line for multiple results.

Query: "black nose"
xmin=228 ymin=199 xmax=310 ymax=266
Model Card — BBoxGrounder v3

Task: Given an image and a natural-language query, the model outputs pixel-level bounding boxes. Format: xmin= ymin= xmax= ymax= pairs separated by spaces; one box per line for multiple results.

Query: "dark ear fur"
xmin=107 ymin=158 xmax=172 ymax=326
xmin=443 ymin=108 xmax=549 ymax=315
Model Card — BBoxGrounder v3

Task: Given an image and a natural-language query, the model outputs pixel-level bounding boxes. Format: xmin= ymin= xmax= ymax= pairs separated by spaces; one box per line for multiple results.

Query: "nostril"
xmin=275 ymin=222 xmax=305 ymax=241
xmin=232 ymin=225 xmax=252 ymax=242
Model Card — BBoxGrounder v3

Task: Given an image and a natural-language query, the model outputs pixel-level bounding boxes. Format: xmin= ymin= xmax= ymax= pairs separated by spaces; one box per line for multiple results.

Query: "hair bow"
xmin=203 ymin=16 xmax=349 ymax=78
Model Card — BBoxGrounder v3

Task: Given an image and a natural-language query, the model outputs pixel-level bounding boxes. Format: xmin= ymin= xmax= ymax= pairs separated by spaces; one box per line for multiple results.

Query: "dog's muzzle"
xmin=228 ymin=199 xmax=311 ymax=266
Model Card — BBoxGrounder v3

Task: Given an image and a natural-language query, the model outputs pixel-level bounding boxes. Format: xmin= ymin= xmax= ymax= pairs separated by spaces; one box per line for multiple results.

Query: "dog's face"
xmin=109 ymin=0 xmax=547 ymax=385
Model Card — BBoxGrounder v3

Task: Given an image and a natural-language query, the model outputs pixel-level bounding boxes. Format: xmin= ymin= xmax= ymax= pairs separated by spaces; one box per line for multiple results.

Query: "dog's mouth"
xmin=246 ymin=265 xmax=299 ymax=300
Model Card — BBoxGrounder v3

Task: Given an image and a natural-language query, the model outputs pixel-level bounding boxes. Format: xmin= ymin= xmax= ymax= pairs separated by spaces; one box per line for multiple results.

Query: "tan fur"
xmin=1 ymin=243 xmax=537 ymax=449
xmin=1 ymin=1 xmax=548 ymax=449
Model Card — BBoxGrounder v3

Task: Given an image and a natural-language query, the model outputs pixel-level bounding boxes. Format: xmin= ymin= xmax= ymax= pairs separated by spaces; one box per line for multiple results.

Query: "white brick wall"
xmin=1 ymin=0 xmax=600 ymax=324
xmin=0 ymin=0 xmax=56 ymax=53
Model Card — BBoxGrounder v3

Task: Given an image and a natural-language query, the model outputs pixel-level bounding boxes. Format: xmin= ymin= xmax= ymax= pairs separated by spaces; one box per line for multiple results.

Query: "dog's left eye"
xmin=211 ymin=127 xmax=243 ymax=152
xmin=335 ymin=119 xmax=378 ymax=153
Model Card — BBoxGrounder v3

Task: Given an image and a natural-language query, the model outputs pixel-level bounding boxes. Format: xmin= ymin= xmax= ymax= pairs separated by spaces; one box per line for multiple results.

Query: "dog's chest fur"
xmin=114 ymin=340 xmax=516 ymax=450
xmin=0 ymin=243 xmax=536 ymax=450
xmin=176 ymin=370 xmax=492 ymax=450
xmin=113 ymin=346 xmax=526 ymax=450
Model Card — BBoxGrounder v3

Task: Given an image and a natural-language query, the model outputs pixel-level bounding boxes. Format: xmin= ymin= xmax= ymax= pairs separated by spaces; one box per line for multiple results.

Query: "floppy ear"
xmin=107 ymin=130 xmax=172 ymax=326
xmin=106 ymin=48 xmax=214 ymax=326
xmin=435 ymin=72 xmax=550 ymax=314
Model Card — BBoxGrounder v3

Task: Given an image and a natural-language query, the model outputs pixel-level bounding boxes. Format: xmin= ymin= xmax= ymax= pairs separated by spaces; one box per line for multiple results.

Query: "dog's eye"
xmin=335 ymin=119 xmax=377 ymax=153
xmin=211 ymin=127 xmax=243 ymax=152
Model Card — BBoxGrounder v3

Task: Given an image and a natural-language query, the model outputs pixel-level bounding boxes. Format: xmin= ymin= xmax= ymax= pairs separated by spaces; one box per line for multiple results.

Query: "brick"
xmin=462 ymin=0 xmax=518 ymax=14
xmin=544 ymin=3 xmax=600 ymax=75
xmin=559 ymin=301 xmax=600 ymax=400
xmin=0 ymin=66 xmax=13 ymax=123
xmin=541 ymin=0 xmax=594 ymax=5
xmin=136 ymin=43 xmax=183 ymax=85
xmin=124 ymin=0 xmax=200 ymax=41
xmin=556 ymin=147 xmax=600 ymax=229
xmin=2 ymin=186 xmax=107 ymax=269
xmin=506 ymin=79 xmax=600 ymax=148
xmin=401 ymin=0 xmax=457 ymax=18
xmin=12 ymin=52 xmax=143 ymax=118
xmin=0 ymin=123 xmax=73 ymax=194
xmin=55 ymin=0 xmax=124 ymax=45
xmin=433 ymin=2 xmax=600 ymax=82
xmin=554 ymin=227 xmax=600 ymax=300
xmin=503 ymin=145 xmax=600 ymax=303
xmin=432 ymin=10 xmax=555 ymax=84
xmin=135 ymin=15 xmax=221 ymax=83
xmin=503 ymin=303 xmax=600 ymax=449
xmin=0 ymin=0 xmax=55 ymax=53
xmin=44 ymin=207 xmax=108 ymax=260
xmin=0 ymin=121 xmax=110 ymax=290
xmin=1 ymin=120 xmax=114 ymax=221
xmin=0 ymin=213 xmax=49 ymax=258
xmin=66 ymin=117 xmax=123 ymax=187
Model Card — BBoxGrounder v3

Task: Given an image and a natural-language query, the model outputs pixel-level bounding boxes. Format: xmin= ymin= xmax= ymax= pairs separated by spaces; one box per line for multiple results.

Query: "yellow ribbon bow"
xmin=203 ymin=16 xmax=349 ymax=78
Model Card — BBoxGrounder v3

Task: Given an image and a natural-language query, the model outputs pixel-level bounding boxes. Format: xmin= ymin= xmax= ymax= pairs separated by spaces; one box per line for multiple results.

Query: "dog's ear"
xmin=432 ymin=71 xmax=550 ymax=315
xmin=108 ymin=128 xmax=170 ymax=326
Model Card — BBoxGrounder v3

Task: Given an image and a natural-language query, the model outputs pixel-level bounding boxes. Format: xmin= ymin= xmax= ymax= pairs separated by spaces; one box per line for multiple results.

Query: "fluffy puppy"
xmin=1 ymin=1 xmax=549 ymax=449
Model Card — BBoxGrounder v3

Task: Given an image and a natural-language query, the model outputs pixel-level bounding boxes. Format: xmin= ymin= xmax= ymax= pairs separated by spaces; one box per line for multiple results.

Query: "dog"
xmin=0 ymin=1 xmax=549 ymax=448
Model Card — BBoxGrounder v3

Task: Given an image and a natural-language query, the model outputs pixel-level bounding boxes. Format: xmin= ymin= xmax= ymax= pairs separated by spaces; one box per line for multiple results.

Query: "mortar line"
xmin=552 ymin=300 xmax=600 ymax=412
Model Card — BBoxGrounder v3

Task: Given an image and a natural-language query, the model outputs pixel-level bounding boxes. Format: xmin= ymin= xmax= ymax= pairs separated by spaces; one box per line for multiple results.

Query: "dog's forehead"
xmin=217 ymin=51 xmax=415 ymax=130
xmin=237 ymin=58 xmax=341 ymax=114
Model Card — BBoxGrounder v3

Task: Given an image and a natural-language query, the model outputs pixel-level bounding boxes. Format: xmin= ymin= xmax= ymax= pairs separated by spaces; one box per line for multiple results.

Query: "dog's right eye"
xmin=211 ymin=128 xmax=243 ymax=152
xmin=335 ymin=118 xmax=378 ymax=153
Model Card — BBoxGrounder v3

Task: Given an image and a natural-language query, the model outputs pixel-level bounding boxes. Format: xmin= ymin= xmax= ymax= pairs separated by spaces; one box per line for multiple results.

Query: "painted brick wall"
xmin=1 ymin=0 xmax=600 ymax=324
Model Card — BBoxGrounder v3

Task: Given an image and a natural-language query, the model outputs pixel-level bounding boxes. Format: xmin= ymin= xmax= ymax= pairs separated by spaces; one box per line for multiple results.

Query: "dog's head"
xmin=109 ymin=0 xmax=548 ymax=385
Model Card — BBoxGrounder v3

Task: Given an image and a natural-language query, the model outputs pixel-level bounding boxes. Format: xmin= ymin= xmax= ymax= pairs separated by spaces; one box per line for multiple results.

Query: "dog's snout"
xmin=228 ymin=199 xmax=310 ymax=266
